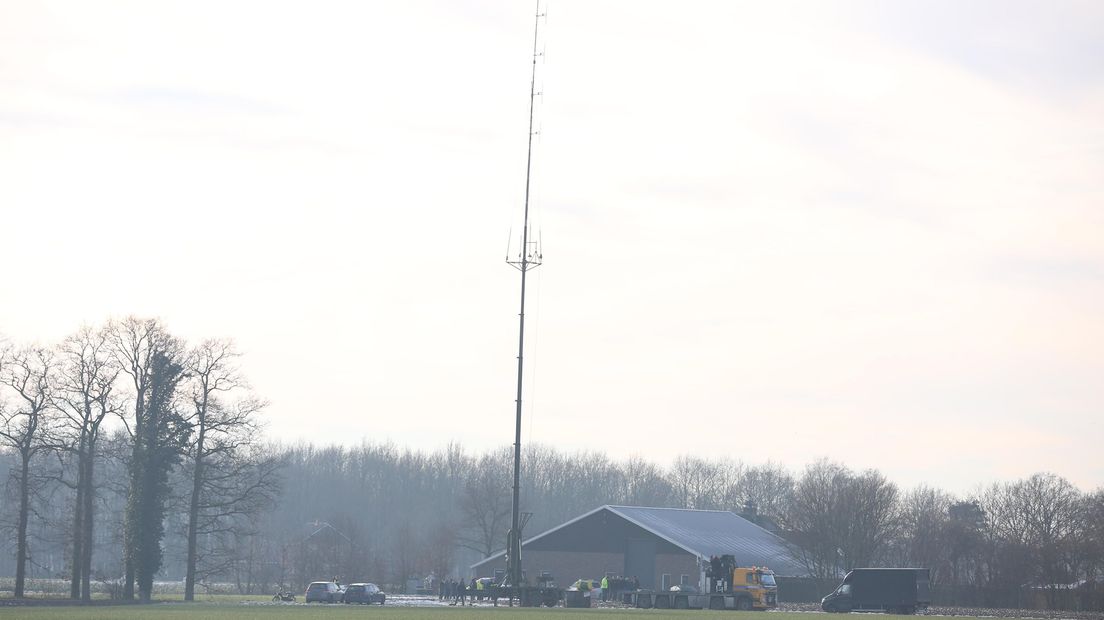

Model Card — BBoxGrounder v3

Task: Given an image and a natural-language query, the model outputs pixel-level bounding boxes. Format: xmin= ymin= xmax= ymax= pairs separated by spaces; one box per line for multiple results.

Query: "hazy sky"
xmin=2 ymin=1 xmax=1101 ymax=495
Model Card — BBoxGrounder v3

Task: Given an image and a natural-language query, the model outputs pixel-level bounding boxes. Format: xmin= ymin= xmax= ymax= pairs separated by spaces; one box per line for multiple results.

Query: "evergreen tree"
xmin=124 ymin=350 xmax=190 ymax=602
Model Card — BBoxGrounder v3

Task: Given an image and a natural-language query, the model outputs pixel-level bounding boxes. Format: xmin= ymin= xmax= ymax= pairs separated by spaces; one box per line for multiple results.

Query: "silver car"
xmin=305 ymin=581 xmax=342 ymax=603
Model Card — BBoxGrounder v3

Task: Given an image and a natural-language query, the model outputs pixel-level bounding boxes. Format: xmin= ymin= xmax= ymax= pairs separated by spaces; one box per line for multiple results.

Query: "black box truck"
xmin=821 ymin=568 xmax=930 ymax=614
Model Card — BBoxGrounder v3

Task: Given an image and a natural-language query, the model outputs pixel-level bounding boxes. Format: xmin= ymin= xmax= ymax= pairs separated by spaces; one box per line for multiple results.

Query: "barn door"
xmin=625 ymin=539 xmax=656 ymax=589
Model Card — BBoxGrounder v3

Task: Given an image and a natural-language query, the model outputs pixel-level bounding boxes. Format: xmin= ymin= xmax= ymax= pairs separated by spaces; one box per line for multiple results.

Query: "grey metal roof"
xmin=606 ymin=505 xmax=807 ymax=576
xmin=471 ymin=504 xmax=808 ymax=577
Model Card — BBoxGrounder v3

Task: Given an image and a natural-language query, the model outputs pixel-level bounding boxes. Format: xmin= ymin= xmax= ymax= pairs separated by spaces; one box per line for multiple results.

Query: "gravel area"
xmin=779 ymin=602 xmax=1104 ymax=620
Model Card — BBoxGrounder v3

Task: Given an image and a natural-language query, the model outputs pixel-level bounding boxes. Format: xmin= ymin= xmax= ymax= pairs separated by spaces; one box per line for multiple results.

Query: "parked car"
xmin=343 ymin=582 xmax=386 ymax=605
xmin=305 ymin=581 xmax=342 ymax=603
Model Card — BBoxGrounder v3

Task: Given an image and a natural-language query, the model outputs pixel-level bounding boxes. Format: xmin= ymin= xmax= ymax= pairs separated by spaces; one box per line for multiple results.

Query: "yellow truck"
xmin=633 ymin=564 xmax=778 ymax=610
xmin=726 ymin=566 xmax=779 ymax=610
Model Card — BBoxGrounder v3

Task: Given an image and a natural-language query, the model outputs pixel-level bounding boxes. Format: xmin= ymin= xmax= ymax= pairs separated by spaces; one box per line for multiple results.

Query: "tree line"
xmin=2 ymin=319 xmax=1102 ymax=609
xmin=0 ymin=318 xmax=279 ymax=601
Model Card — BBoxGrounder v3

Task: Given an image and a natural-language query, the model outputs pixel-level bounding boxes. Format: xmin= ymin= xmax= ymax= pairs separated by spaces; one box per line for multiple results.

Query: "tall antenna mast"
xmin=504 ymin=0 xmax=544 ymax=594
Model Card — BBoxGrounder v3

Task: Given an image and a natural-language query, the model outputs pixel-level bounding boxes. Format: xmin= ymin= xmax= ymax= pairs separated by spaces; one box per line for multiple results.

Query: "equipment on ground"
xmin=631 ymin=556 xmax=778 ymax=611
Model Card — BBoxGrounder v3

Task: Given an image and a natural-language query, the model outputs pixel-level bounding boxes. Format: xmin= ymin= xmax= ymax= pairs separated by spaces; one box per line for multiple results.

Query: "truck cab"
xmin=634 ymin=562 xmax=777 ymax=611
xmin=731 ymin=567 xmax=778 ymax=610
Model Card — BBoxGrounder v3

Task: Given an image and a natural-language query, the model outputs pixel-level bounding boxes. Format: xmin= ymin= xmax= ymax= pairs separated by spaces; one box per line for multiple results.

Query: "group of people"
xmin=599 ymin=575 xmax=640 ymax=602
xmin=436 ymin=573 xmax=645 ymax=606
xmin=438 ymin=577 xmax=490 ymax=606
xmin=575 ymin=575 xmax=639 ymax=602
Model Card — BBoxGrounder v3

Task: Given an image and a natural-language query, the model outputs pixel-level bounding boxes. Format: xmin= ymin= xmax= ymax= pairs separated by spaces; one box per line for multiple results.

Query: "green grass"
xmin=0 ymin=604 xmax=785 ymax=619
xmin=0 ymin=607 xmax=1025 ymax=620
xmin=0 ymin=607 xmax=761 ymax=619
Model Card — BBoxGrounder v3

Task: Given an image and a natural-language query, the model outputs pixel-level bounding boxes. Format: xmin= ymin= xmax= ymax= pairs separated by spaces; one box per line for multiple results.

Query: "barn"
xmin=470 ymin=505 xmax=808 ymax=591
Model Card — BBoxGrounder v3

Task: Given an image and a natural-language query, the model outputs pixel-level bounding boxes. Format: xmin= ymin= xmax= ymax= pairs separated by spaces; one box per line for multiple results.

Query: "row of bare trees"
xmin=2 ymin=322 xmax=1101 ymax=609
xmin=0 ymin=318 xmax=279 ymax=601
xmin=783 ymin=463 xmax=1103 ymax=608
xmin=3 ymin=432 xmax=1100 ymax=607
xmin=255 ymin=447 xmax=1101 ymax=607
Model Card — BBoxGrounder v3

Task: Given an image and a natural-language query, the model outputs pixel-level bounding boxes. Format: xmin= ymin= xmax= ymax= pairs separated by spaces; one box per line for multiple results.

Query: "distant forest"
xmin=2 ymin=319 xmax=1102 ymax=610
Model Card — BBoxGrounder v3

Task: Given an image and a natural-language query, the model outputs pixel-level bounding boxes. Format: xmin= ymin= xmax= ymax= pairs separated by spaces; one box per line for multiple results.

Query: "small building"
xmin=470 ymin=505 xmax=808 ymax=590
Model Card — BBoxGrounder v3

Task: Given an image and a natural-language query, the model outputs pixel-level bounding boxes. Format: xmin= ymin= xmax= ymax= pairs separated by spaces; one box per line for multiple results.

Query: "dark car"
xmin=343 ymin=582 xmax=386 ymax=605
xmin=305 ymin=581 xmax=342 ymax=603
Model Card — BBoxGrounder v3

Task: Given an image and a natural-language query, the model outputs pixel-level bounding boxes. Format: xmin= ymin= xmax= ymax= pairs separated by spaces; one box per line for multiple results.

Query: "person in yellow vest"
xmin=600 ymin=576 xmax=609 ymax=602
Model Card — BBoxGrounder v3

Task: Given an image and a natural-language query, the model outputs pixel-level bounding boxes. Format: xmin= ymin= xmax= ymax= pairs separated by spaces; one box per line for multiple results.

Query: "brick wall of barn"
xmin=655 ymin=552 xmax=701 ymax=589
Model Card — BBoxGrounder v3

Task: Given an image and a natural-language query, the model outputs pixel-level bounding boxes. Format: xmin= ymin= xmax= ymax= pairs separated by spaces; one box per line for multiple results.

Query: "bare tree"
xmin=670 ymin=455 xmax=727 ymax=510
xmin=895 ymin=485 xmax=952 ymax=580
xmin=789 ymin=459 xmax=848 ymax=579
xmin=184 ymin=438 xmax=282 ymax=597
xmin=977 ymin=483 xmax=1033 ymax=596
xmin=789 ymin=460 xmax=898 ymax=579
xmin=842 ymin=468 xmax=899 ymax=568
xmin=521 ymin=445 xmax=626 ymax=528
xmin=710 ymin=458 xmax=746 ymax=513
xmin=0 ymin=346 xmax=56 ymax=598
xmin=181 ymin=339 xmax=278 ymax=601
xmin=391 ymin=522 xmax=416 ymax=590
xmin=458 ymin=452 xmax=511 ymax=557
xmin=733 ymin=461 xmax=794 ymax=528
xmin=623 ymin=455 xmax=674 ymax=507
xmin=420 ymin=519 xmax=456 ymax=587
xmin=53 ymin=325 xmax=120 ymax=600
xmin=1019 ymin=473 xmax=1083 ymax=606
xmin=1084 ymin=489 xmax=1104 ymax=585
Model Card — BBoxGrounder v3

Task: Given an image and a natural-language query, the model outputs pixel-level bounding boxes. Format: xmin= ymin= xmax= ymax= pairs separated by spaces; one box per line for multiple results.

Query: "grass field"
xmin=0 ymin=605 xmax=771 ymax=619
xmin=0 ymin=607 xmax=1025 ymax=620
xmin=0 ymin=609 xmax=803 ymax=619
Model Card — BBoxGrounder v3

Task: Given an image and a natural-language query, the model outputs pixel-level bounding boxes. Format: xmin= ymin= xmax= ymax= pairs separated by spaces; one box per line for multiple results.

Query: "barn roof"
xmin=471 ymin=505 xmax=808 ymax=577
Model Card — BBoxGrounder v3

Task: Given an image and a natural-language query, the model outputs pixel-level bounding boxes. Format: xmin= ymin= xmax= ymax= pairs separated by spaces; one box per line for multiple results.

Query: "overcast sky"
xmin=2 ymin=1 xmax=1101 ymax=495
